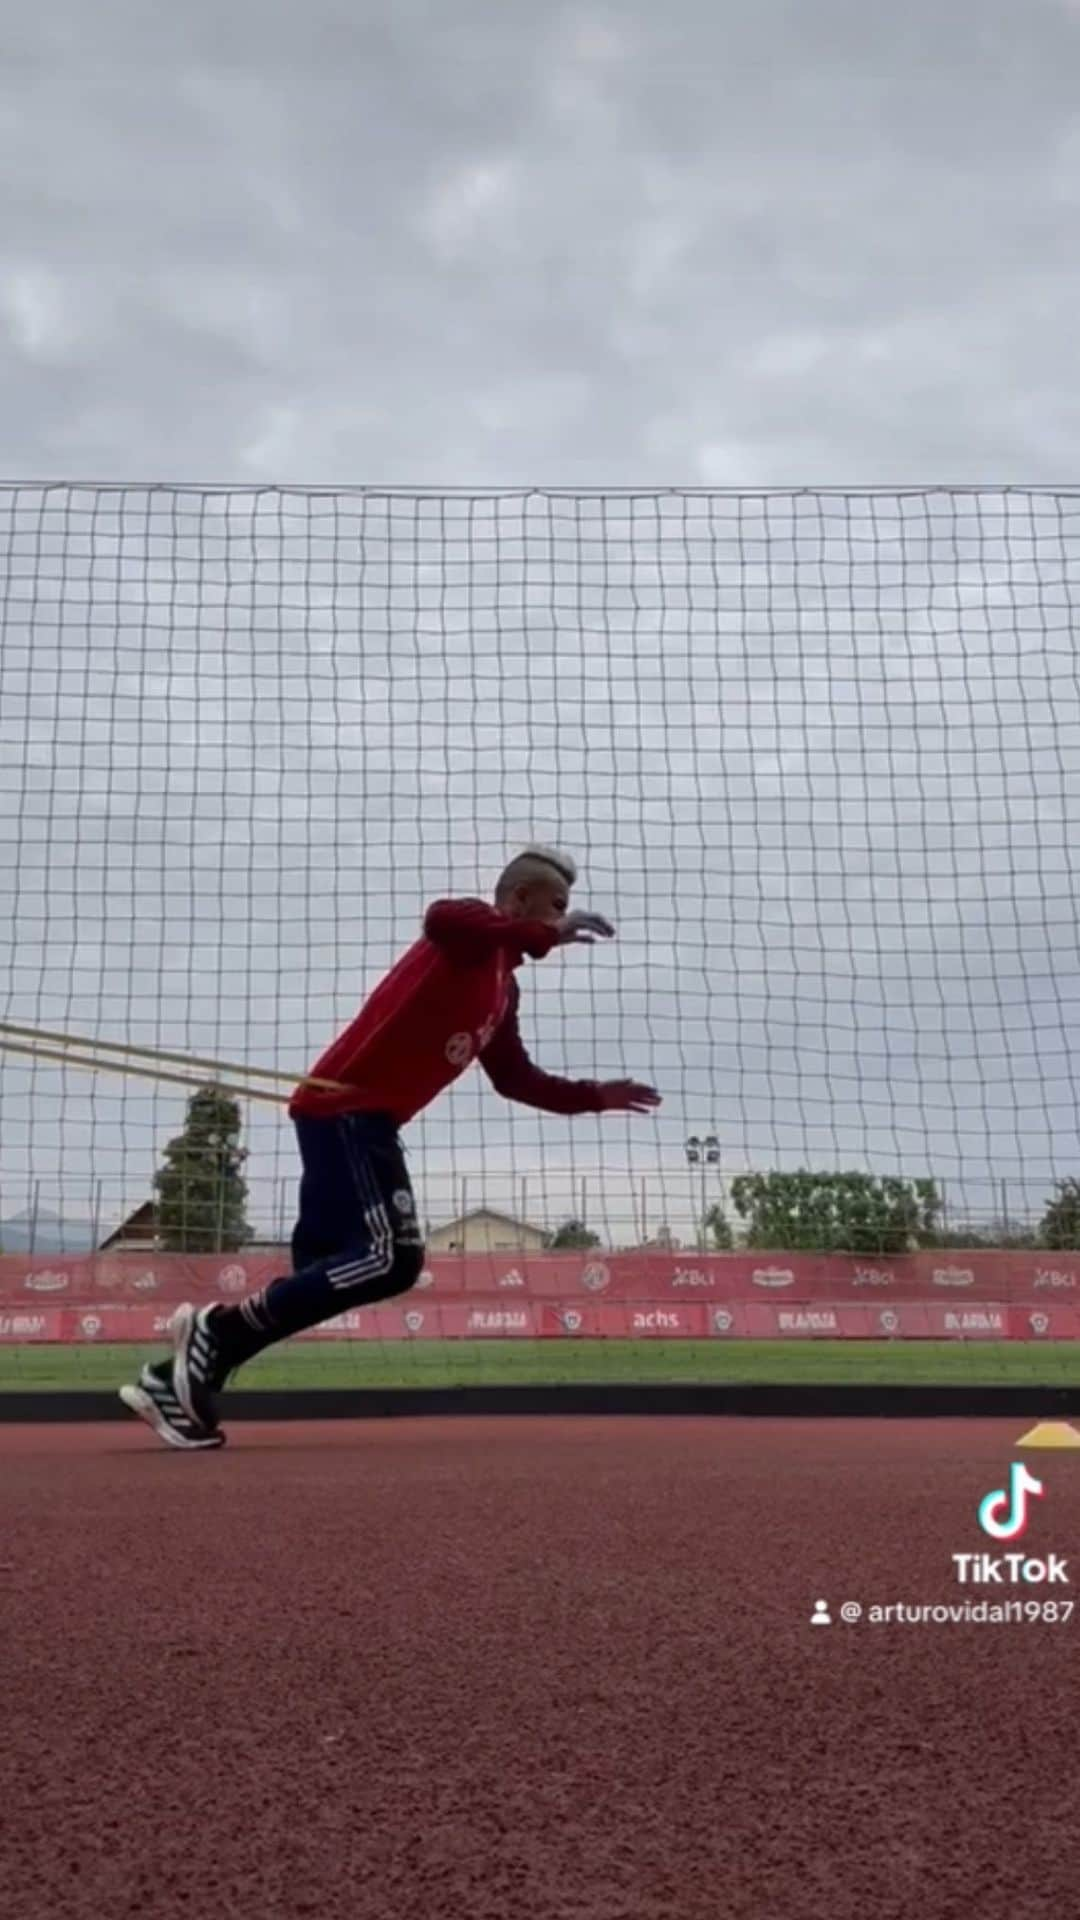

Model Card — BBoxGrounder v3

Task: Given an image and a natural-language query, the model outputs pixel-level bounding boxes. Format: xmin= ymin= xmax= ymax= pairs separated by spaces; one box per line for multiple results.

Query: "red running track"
xmin=2 ymin=1418 xmax=1079 ymax=1919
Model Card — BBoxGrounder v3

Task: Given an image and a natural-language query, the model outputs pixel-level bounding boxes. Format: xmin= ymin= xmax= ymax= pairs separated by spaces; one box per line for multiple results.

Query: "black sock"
xmin=207 ymin=1302 xmax=275 ymax=1370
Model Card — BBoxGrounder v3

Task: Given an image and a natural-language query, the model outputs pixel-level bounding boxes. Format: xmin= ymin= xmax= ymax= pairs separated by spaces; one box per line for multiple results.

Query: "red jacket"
xmin=288 ymin=898 xmax=604 ymax=1126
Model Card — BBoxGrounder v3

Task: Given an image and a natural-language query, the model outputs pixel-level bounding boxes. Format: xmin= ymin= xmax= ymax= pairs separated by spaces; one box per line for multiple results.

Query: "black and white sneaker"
xmin=119 ymin=1362 xmax=225 ymax=1451
xmin=170 ymin=1303 xmax=232 ymax=1434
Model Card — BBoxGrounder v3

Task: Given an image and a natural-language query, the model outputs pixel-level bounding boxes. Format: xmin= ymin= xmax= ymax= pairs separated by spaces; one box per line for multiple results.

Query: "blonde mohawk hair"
xmin=518 ymin=843 xmax=577 ymax=886
xmin=495 ymin=843 xmax=578 ymax=897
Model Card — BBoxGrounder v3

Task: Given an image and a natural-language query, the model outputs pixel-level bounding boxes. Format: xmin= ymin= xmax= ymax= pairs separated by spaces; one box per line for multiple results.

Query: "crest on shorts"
xmin=445 ymin=1032 xmax=473 ymax=1067
xmin=393 ymin=1189 xmax=415 ymax=1216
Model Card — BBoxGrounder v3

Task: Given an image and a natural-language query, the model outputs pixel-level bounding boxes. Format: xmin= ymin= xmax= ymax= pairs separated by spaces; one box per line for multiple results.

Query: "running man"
xmin=120 ymin=845 xmax=661 ymax=1448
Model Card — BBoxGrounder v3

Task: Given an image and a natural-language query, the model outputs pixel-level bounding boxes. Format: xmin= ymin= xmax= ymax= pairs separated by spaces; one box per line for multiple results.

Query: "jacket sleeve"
xmin=424 ymin=898 xmax=561 ymax=965
xmin=478 ymin=980 xmax=603 ymax=1114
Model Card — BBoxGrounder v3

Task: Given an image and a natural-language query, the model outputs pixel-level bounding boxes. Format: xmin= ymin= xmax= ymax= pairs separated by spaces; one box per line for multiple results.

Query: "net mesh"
xmin=2 ymin=484 xmax=1079 ymax=1388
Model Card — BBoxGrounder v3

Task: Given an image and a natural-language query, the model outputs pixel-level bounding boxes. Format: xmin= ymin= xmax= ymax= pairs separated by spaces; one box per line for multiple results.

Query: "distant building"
xmin=641 ymin=1224 xmax=682 ymax=1251
xmin=98 ymin=1201 xmax=158 ymax=1252
xmin=98 ymin=1204 xmax=282 ymax=1255
xmin=426 ymin=1207 xmax=548 ymax=1254
xmin=95 ymin=1201 xmax=549 ymax=1258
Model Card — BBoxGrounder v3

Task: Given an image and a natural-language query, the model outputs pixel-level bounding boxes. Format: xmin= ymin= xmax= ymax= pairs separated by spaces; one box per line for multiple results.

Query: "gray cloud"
xmin=2 ymin=2 xmax=1080 ymax=481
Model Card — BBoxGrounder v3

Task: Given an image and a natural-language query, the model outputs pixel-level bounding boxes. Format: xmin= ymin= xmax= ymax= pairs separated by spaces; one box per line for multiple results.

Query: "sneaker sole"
xmin=118 ymin=1383 xmax=225 ymax=1451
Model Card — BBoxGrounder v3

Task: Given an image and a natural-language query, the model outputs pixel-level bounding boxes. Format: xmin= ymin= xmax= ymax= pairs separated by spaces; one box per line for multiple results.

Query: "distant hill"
xmin=0 ymin=1212 xmax=99 ymax=1255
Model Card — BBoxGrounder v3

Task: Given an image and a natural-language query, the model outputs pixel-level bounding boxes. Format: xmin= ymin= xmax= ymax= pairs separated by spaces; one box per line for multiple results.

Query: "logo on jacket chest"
xmin=476 ymin=1009 xmax=500 ymax=1051
xmin=445 ymin=988 xmax=507 ymax=1068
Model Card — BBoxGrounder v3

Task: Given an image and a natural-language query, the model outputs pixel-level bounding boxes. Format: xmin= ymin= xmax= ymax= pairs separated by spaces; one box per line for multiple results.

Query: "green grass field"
xmin=2 ymin=1340 xmax=1080 ymax=1390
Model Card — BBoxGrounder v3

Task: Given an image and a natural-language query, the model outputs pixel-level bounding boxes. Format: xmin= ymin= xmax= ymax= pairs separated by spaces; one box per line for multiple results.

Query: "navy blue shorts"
xmin=290 ymin=1110 xmax=424 ymax=1293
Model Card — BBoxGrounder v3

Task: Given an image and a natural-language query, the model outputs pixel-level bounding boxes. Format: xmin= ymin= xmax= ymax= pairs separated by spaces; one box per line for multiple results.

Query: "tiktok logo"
xmin=977 ymin=1462 xmax=1045 ymax=1541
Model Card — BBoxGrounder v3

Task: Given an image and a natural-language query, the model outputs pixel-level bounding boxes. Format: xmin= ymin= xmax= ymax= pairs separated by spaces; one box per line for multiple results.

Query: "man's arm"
xmin=478 ymin=983 xmax=661 ymax=1116
xmin=478 ymin=980 xmax=604 ymax=1115
xmin=424 ymin=899 xmax=560 ymax=965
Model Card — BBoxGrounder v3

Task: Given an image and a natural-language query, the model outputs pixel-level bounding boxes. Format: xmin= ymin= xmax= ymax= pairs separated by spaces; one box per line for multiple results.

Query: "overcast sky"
xmin=4 ymin=0 xmax=1080 ymax=486
xmin=3 ymin=3 xmax=1080 ymax=1248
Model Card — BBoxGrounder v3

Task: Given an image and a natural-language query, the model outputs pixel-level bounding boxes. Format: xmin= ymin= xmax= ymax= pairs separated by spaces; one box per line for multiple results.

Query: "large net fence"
xmin=2 ymin=484 xmax=1080 ymax=1389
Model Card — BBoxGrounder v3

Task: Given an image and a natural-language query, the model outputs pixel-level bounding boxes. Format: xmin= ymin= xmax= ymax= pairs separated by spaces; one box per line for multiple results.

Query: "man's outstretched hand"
xmin=596 ymin=1080 xmax=662 ymax=1114
xmin=556 ymin=910 xmax=615 ymax=945
xmin=550 ymin=918 xmax=657 ymax=1110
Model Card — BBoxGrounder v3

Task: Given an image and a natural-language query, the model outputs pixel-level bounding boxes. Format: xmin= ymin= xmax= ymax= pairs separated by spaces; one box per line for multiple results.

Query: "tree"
xmin=1038 ymin=1178 xmax=1080 ymax=1251
xmin=545 ymin=1218 xmax=602 ymax=1250
xmin=929 ymin=1220 xmax=1037 ymax=1250
xmin=153 ymin=1084 xmax=252 ymax=1253
xmin=927 ymin=1227 xmax=993 ymax=1250
xmin=702 ymin=1201 xmax=734 ymax=1250
xmin=728 ymin=1170 xmax=942 ymax=1255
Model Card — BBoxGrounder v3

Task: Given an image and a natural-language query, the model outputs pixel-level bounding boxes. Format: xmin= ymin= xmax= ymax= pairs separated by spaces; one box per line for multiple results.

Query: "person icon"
xmin=810 ymin=1599 xmax=832 ymax=1626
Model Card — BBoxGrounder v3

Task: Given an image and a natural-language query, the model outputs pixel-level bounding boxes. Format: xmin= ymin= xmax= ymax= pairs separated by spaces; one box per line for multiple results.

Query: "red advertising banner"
xmin=4 ymin=1248 xmax=1080 ymax=1307
xmin=0 ymin=1250 xmax=1078 ymax=1342
xmin=0 ymin=1297 xmax=1074 ymax=1345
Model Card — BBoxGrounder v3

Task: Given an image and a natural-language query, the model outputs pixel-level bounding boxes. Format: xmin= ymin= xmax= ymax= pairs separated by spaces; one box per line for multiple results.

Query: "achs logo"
xmin=445 ymin=1032 xmax=473 ymax=1067
xmin=80 ymin=1314 xmax=103 ymax=1340
xmin=979 ymin=1462 xmax=1043 ymax=1541
xmin=497 ymin=1269 xmax=526 ymax=1289
xmin=22 ymin=1269 xmax=69 ymax=1293
xmin=879 ymin=1308 xmax=900 ymax=1335
xmin=853 ymin=1267 xmax=893 ymax=1288
xmin=581 ymin=1263 xmax=610 ymax=1294
xmin=1030 ymin=1311 xmax=1051 ymax=1336
xmin=218 ymin=1264 xmax=248 ymax=1294
xmin=752 ymin=1267 xmax=794 ymax=1289
xmin=1035 ymin=1269 xmax=1078 ymax=1291
xmin=672 ymin=1268 xmax=713 ymax=1289
xmin=558 ymin=1308 xmax=584 ymax=1334
xmin=632 ymin=1309 xmax=680 ymax=1331
xmin=403 ymin=1310 xmax=425 ymax=1334
xmin=414 ymin=1269 xmax=434 ymax=1290
xmin=932 ymin=1267 xmax=975 ymax=1289
xmin=712 ymin=1308 xmax=734 ymax=1334
xmin=778 ymin=1309 xmax=837 ymax=1333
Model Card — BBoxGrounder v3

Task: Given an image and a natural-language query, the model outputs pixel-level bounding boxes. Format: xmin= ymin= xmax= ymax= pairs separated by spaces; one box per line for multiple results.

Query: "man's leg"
xmin=119 ymin=1113 xmax=351 ymax=1447
xmin=171 ymin=1112 xmax=424 ymax=1430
